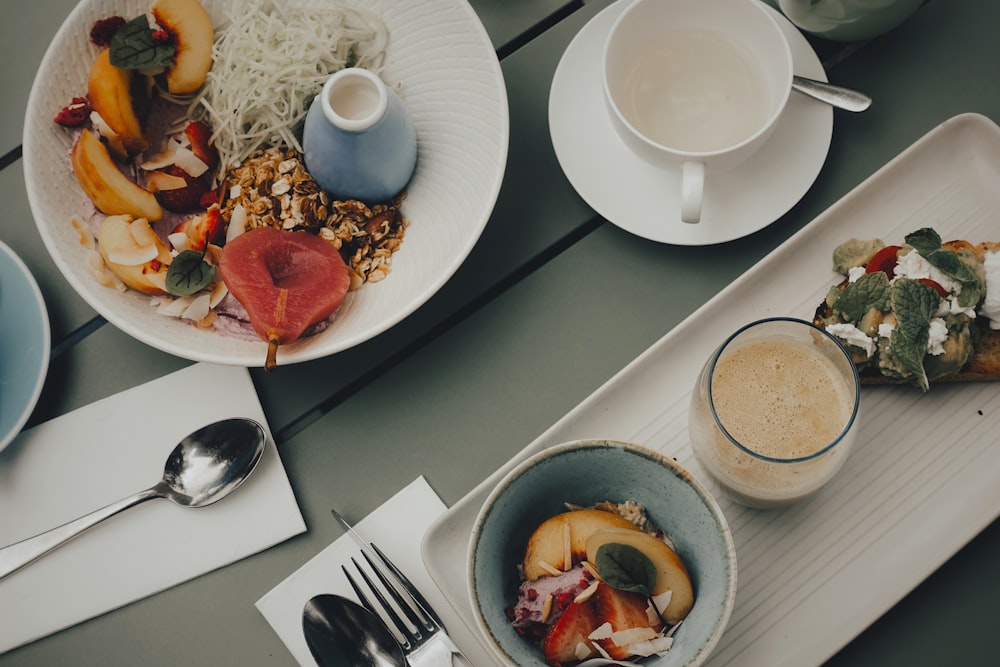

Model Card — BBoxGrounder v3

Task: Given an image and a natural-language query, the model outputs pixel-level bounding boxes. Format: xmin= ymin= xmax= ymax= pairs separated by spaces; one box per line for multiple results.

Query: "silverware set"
xmin=303 ymin=510 xmax=468 ymax=667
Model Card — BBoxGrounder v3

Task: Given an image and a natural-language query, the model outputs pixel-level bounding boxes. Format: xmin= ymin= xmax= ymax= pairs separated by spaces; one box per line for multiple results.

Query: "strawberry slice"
xmin=591 ymin=583 xmax=664 ymax=660
xmin=184 ymin=121 xmax=218 ymax=170
xmin=154 ymin=165 xmax=212 ymax=213
xmin=172 ymin=205 xmax=223 ymax=252
xmin=541 ymin=600 xmax=599 ymax=666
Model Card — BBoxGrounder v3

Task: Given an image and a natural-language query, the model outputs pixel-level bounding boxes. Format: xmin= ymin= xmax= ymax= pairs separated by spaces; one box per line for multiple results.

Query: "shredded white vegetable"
xmin=187 ymin=0 xmax=388 ymax=175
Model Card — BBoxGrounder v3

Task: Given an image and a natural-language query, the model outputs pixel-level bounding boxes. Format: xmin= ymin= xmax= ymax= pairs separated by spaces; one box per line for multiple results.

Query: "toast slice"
xmin=813 ymin=231 xmax=1000 ymax=389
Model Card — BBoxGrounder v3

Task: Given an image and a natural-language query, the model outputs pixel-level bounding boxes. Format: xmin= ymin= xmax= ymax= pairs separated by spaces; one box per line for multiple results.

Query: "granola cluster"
xmin=219 ymin=146 xmax=407 ymax=290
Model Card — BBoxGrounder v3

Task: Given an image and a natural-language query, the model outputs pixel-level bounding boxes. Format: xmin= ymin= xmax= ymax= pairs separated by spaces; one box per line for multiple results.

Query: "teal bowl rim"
xmin=466 ymin=438 xmax=738 ymax=666
xmin=0 ymin=240 xmax=51 ymax=453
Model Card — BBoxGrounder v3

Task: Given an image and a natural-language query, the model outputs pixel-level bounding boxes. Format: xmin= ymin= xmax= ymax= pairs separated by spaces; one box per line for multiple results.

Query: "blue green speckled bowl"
xmin=468 ymin=439 xmax=737 ymax=666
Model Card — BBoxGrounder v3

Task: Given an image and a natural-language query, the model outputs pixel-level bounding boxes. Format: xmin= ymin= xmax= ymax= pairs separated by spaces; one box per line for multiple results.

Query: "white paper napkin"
xmin=256 ymin=477 xmax=495 ymax=666
xmin=0 ymin=362 xmax=305 ymax=654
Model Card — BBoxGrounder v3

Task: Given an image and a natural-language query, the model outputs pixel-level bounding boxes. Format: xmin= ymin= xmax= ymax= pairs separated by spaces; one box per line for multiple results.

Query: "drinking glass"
xmin=688 ymin=318 xmax=861 ymax=509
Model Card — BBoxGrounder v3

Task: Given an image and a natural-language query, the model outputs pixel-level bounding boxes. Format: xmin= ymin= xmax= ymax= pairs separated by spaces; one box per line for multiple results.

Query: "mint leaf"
xmin=888 ymin=278 xmax=940 ymax=391
xmin=833 ymin=272 xmax=891 ymax=323
xmin=904 ymin=228 xmax=984 ymax=308
xmin=904 ymin=228 xmax=942 ymax=255
xmin=593 ymin=543 xmax=657 ymax=597
xmin=110 ymin=15 xmax=176 ymax=70
xmin=166 ymin=250 xmax=215 ymax=296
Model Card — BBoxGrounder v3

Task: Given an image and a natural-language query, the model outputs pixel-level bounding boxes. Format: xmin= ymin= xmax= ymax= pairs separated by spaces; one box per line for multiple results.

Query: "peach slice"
xmin=87 ymin=49 xmax=149 ymax=154
xmin=97 ymin=215 xmax=172 ymax=295
xmin=72 ymin=129 xmax=164 ymax=221
xmin=152 ymin=0 xmax=214 ymax=95
xmin=585 ymin=527 xmax=695 ymax=625
xmin=522 ymin=509 xmax=641 ymax=581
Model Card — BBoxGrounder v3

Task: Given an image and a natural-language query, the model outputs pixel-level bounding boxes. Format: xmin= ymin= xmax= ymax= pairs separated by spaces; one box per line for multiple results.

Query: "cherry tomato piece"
xmin=865 ymin=245 xmax=903 ymax=277
xmin=918 ymin=278 xmax=948 ymax=298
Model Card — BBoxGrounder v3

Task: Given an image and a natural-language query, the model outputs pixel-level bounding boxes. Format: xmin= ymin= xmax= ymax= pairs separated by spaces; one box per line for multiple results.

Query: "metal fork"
xmin=333 ymin=510 xmax=467 ymax=667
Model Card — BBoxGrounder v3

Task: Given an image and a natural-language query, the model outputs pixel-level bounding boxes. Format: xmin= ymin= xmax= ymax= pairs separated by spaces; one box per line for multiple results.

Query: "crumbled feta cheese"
xmin=926 ymin=317 xmax=948 ymax=355
xmin=847 ymin=266 xmax=866 ymax=283
xmin=878 ymin=322 xmax=895 ymax=338
xmin=941 ymin=295 xmax=977 ymax=319
xmin=980 ymin=251 xmax=1000 ymax=330
xmin=825 ymin=323 xmax=876 ymax=358
xmin=894 ymin=249 xmax=963 ymax=295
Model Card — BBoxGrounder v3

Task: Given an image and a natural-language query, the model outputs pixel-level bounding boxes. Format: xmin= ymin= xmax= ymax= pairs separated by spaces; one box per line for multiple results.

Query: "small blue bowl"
xmin=0 ymin=241 xmax=50 ymax=452
xmin=468 ymin=439 xmax=737 ymax=666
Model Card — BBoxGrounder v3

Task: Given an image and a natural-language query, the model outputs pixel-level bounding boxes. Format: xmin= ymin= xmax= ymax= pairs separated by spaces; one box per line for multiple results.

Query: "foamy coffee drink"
xmin=689 ymin=318 xmax=860 ymax=509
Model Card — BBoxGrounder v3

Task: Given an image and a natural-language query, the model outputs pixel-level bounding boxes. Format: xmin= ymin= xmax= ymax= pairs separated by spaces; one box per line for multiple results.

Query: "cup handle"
xmin=681 ymin=161 xmax=704 ymax=224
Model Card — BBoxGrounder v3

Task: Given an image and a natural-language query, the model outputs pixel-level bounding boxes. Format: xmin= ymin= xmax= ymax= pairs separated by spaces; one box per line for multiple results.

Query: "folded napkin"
xmin=0 ymin=362 xmax=305 ymax=654
xmin=256 ymin=477 xmax=495 ymax=666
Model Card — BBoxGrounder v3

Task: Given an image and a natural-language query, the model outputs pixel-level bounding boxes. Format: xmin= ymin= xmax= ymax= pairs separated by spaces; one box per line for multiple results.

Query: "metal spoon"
xmin=0 ymin=417 xmax=266 ymax=581
xmin=303 ymin=594 xmax=406 ymax=667
xmin=792 ymin=75 xmax=872 ymax=112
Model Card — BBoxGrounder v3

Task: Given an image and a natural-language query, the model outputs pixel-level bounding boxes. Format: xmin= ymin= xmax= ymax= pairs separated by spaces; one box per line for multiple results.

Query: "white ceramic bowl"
xmin=469 ymin=439 xmax=738 ymax=666
xmin=23 ymin=0 xmax=507 ymax=366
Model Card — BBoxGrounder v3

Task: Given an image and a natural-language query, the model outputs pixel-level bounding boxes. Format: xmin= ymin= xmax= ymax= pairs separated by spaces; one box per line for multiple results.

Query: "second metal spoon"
xmin=0 ymin=417 xmax=266 ymax=581
xmin=303 ymin=594 xmax=406 ymax=667
xmin=792 ymin=75 xmax=872 ymax=112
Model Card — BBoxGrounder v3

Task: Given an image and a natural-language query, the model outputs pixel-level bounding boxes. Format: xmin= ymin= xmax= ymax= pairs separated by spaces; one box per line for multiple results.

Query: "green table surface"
xmin=1 ymin=0 xmax=998 ymax=665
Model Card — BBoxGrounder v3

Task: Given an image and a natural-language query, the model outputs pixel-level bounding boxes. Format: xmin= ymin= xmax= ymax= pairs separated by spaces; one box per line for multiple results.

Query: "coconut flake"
xmin=172 ymin=145 xmax=209 ymax=178
xmin=158 ymin=296 xmax=194 ymax=317
xmin=651 ymin=590 xmax=673 ymax=616
xmin=588 ymin=623 xmax=614 ymax=641
xmin=574 ymin=642 xmax=595 ymax=661
xmin=574 ymin=581 xmax=600 ymax=604
xmin=147 ymin=171 xmax=188 ymax=192
xmin=226 ymin=204 xmax=248 ymax=242
xmin=169 ymin=232 xmax=191 ymax=252
xmin=562 ymin=520 xmax=572 ymax=571
xmin=182 ymin=293 xmax=212 ymax=321
xmin=538 ymin=560 xmax=563 ymax=577
xmin=609 ymin=627 xmax=659 ymax=647
xmin=140 ymin=150 xmax=179 ymax=171
xmin=626 ymin=635 xmax=674 ymax=657
xmin=209 ymin=280 xmax=229 ymax=308
xmin=539 ymin=594 xmax=553 ymax=624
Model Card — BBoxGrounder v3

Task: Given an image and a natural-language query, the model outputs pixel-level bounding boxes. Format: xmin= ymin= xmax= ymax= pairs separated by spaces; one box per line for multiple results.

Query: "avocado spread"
xmin=820 ymin=228 xmax=985 ymax=391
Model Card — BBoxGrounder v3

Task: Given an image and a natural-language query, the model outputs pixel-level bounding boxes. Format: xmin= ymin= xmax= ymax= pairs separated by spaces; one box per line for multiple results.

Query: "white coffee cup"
xmin=603 ymin=0 xmax=793 ymax=224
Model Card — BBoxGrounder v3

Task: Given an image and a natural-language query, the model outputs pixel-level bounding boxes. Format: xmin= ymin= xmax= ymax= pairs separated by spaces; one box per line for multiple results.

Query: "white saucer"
xmin=549 ymin=2 xmax=833 ymax=245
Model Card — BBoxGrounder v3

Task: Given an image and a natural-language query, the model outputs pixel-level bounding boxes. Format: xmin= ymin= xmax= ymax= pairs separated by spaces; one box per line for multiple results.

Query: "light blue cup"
xmin=468 ymin=439 xmax=738 ymax=666
xmin=764 ymin=0 xmax=924 ymax=41
xmin=303 ymin=67 xmax=417 ymax=203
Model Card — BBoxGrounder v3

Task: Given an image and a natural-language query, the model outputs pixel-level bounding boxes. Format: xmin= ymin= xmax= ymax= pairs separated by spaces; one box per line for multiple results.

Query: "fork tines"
xmin=341 ymin=542 xmax=440 ymax=651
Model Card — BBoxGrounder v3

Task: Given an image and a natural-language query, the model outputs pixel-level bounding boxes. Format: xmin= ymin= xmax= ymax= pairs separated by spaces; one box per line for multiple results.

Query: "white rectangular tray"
xmin=422 ymin=113 xmax=1000 ymax=666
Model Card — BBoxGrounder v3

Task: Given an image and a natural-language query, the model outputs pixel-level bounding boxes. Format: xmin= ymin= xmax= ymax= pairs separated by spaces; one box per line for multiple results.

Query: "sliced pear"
xmin=585 ymin=527 xmax=694 ymax=625
xmin=523 ymin=509 xmax=641 ymax=581
xmin=71 ymin=129 xmax=163 ymax=221
xmin=152 ymin=0 xmax=214 ymax=95
xmin=87 ymin=49 xmax=149 ymax=154
xmin=97 ymin=215 xmax=172 ymax=295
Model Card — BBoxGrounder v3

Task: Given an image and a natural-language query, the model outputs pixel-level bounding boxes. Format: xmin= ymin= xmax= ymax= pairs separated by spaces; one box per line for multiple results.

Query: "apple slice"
xmin=97 ymin=215 xmax=172 ymax=295
xmin=585 ymin=527 xmax=694 ymax=625
xmin=87 ymin=48 xmax=149 ymax=154
xmin=523 ymin=509 xmax=641 ymax=581
xmin=152 ymin=0 xmax=214 ymax=95
xmin=71 ymin=129 xmax=163 ymax=221
xmin=219 ymin=228 xmax=351 ymax=370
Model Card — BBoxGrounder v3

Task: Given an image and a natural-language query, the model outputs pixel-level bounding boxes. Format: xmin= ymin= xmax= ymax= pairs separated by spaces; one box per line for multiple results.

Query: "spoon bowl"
xmin=303 ymin=594 xmax=406 ymax=667
xmin=0 ymin=418 xmax=266 ymax=581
